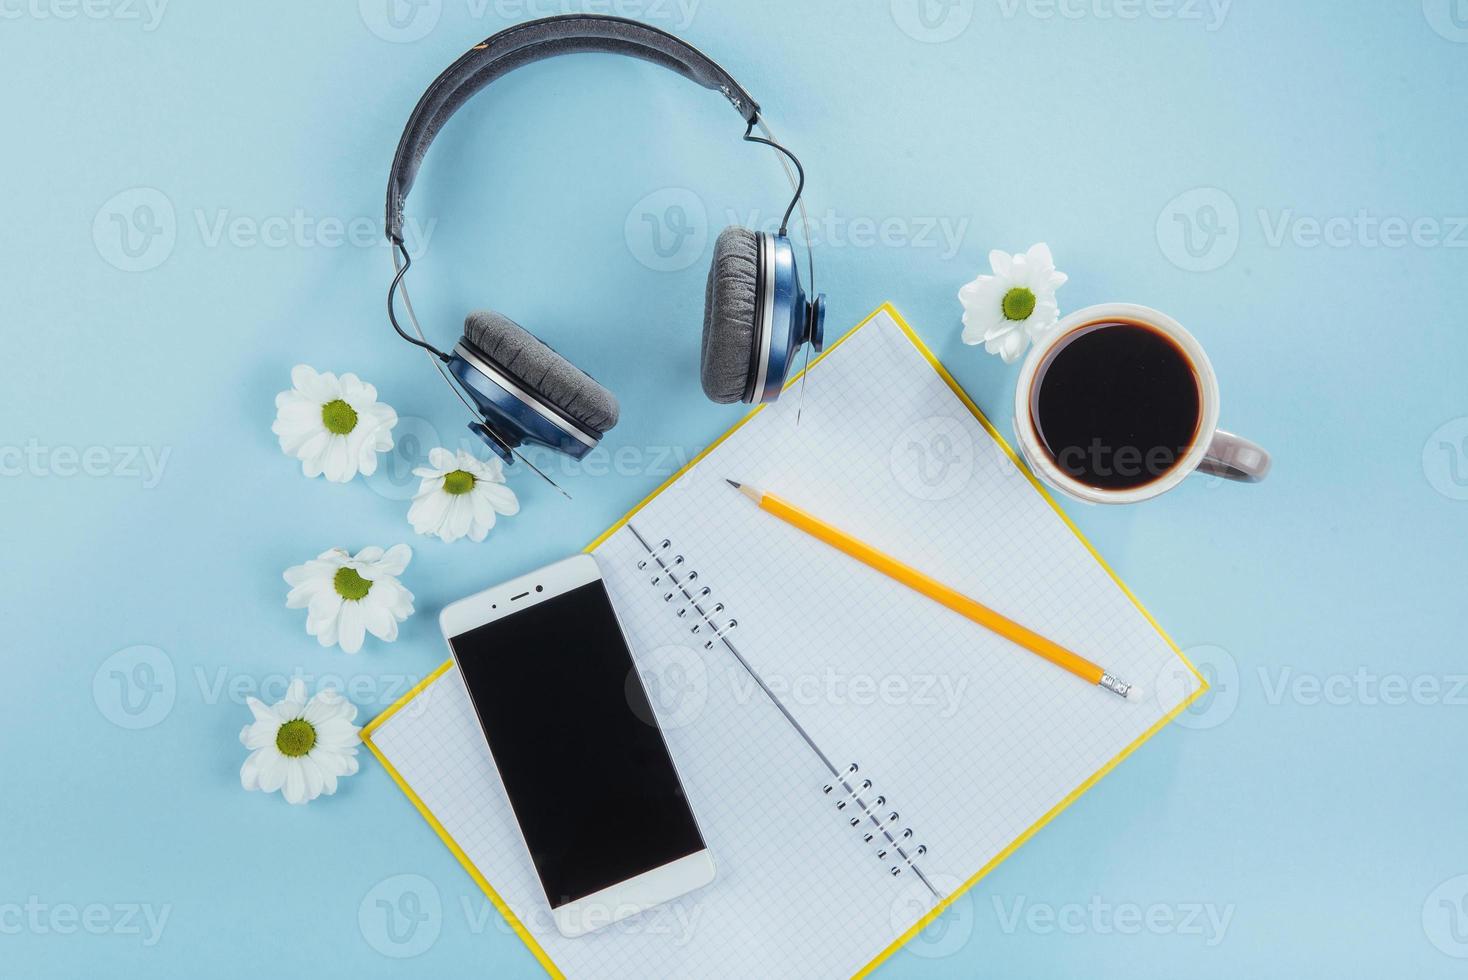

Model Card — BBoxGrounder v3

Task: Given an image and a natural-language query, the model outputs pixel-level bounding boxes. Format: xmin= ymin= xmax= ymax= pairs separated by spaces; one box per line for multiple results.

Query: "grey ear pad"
xmin=462 ymin=310 xmax=620 ymax=435
xmin=700 ymin=226 xmax=762 ymax=404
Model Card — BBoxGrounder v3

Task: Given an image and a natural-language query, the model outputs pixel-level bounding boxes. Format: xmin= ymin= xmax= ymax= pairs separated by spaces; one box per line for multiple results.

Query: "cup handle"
xmin=1198 ymin=429 xmax=1271 ymax=483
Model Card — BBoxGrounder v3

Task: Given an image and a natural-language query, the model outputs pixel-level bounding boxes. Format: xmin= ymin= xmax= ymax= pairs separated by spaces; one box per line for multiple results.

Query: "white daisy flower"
xmin=957 ymin=243 xmax=1069 ymax=363
xmin=272 ymin=365 xmax=397 ymax=483
xmin=239 ymin=678 xmax=360 ymax=806
xmin=408 ymin=447 xmax=520 ymax=544
xmin=283 ymin=545 xmax=414 ymax=654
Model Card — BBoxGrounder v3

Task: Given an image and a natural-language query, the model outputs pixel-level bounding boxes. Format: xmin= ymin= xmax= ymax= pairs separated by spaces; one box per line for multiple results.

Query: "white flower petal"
xmin=323 ymin=436 xmax=357 ymax=483
xmin=256 ymin=751 xmax=288 ymax=793
xmin=481 ymin=482 xmax=519 ymax=516
xmin=959 ymin=244 xmax=1066 ymax=362
xmin=409 ymin=489 xmax=450 ymax=535
xmin=469 ymin=451 xmax=506 ymax=483
xmin=275 ymin=367 xmax=396 ymax=484
xmin=375 ymin=543 xmax=413 ymax=577
xmin=406 ymin=448 xmax=518 ymax=543
xmin=451 ymin=495 xmax=477 ymax=542
xmin=1009 ymin=254 xmax=1034 ymax=288
xmin=352 ymin=546 xmax=385 ymax=565
xmin=314 ymin=740 xmax=360 ymax=764
xmin=338 ymin=373 xmax=370 ymax=404
xmin=290 ymin=365 xmax=337 ymax=403
xmin=958 ymin=276 xmax=1003 ymax=308
xmin=284 ymin=678 xmax=308 ymax=713
xmin=315 ymin=616 xmax=340 ymax=649
xmin=281 ymin=760 xmax=308 ymax=805
xmin=317 ymin=697 xmax=360 ymax=727
xmin=305 ymin=591 xmax=344 ymax=636
xmin=994 ymin=329 xmax=1029 ymax=363
xmin=1025 ymin=242 xmax=1056 ymax=274
xmin=337 ymin=601 xmax=366 ymax=654
xmin=244 ymin=696 xmax=279 ymax=726
xmin=239 ymin=679 xmax=363 ymax=804
xmin=367 ymin=577 xmax=414 ymax=621
xmin=299 ymin=755 xmax=327 ymax=801
xmin=240 ymin=749 xmax=264 ymax=790
xmin=303 ymin=693 xmax=338 ymax=726
xmin=984 ymin=317 xmax=1020 ymax=342
xmin=295 ymin=431 xmax=332 ymax=477
xmin=240 ymin=721 xmax=275 ymax=750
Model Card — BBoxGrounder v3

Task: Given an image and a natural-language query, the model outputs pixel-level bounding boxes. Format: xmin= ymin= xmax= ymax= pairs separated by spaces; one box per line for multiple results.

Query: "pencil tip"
xmin=724 ymin=478 xmax=742 ymax=489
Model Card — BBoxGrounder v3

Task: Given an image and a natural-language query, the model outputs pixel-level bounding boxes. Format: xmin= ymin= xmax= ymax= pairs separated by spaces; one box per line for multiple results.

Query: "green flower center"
xmin=320 ymin=399 xmax=358 ymax=435
xmin=276 ymin=719 xmax=316 ymax=757
xmin=1001 ymin=287 xmax=1037 ymax=321
xmin=333 ymin=566 xmax=373 ymax=602
xmin=442 ymin=469 xmax=476 ymax=495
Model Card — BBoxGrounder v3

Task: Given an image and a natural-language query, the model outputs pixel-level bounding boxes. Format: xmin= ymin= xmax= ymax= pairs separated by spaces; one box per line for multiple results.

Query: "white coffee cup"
xmin=1013 ymin=303 xmax=1270 ymax=505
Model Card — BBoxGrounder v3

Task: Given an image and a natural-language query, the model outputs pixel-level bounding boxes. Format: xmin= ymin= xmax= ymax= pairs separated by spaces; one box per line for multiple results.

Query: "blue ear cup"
xmin=701 ymin=227 xmax=825 ymax=405
xmin=449 ymin=311 xmax=619 ymax=462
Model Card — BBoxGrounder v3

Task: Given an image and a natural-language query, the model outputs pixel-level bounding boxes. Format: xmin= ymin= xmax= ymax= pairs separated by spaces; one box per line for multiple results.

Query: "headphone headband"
xmin=386 ymin=13 xmax=761 ymax=243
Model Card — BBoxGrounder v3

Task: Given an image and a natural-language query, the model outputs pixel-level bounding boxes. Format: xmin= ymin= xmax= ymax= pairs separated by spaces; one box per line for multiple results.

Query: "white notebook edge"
xmin=360 ymin=302 xmax=1210 ymax=980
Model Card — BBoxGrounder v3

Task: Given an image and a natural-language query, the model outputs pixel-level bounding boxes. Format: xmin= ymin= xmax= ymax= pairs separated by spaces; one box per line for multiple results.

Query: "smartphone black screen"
xmin=450 ymin=580 xmax=706 ymax=906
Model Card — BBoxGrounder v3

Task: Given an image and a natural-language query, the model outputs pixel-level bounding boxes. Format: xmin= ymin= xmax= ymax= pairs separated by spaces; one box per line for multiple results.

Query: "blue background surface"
xmin=4 ymin=1 xmax=1467 ymax=976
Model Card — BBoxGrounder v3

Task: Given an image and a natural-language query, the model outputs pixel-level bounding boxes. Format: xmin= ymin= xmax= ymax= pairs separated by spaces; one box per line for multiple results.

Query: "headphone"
xmin=384 ymin=14 xmax=826 ymax=476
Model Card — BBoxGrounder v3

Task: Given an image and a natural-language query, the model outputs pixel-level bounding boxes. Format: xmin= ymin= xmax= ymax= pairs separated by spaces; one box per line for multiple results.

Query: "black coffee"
xmin=1031 ymin=320 xmax=1201 ymax=491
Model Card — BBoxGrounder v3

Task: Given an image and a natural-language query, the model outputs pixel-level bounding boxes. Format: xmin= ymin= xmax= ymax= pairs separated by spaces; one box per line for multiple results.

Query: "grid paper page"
xmin=615 ymin=308 xmax=1202 ymax=911
xmin=367 ymin=306 xmax=1201 ymax=978
xmin=368 ymin=520 xmax=922 ymax=979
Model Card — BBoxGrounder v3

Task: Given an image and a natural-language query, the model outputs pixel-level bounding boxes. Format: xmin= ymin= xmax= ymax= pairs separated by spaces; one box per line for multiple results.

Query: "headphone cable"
xmin=745 ymin=117 xmax=815 ymax=298
xmin=390 ymin=243 xmax=574 ymax=498
xmin=748 ymin=116 xmax=819 ymax=423
xmin=391 ymin=243 xmax=484 ymax=420
xmin=388 ymin=244 xmax=451 ymax=362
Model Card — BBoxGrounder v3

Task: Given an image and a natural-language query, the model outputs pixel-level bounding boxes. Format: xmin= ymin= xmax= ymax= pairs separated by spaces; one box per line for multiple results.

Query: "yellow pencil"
xmin=726 ymin=480 xmax=1140 ymax=700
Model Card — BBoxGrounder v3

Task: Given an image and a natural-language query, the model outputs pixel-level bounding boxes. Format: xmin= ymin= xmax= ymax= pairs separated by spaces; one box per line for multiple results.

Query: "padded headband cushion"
xmin=464 ymin=311 xmax=620 ymax=435
xmin=701 ymin=227 xmax=762 ymax=404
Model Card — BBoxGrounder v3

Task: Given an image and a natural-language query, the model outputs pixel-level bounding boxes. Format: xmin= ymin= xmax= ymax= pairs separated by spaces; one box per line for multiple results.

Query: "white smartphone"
xmin=439 ymin=554 xmax=716 ymax=938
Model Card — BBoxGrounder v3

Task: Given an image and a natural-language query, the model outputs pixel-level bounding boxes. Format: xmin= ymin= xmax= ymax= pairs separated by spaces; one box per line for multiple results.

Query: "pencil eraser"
xmin=1127 ymin=685 xmax=1144 ymax=701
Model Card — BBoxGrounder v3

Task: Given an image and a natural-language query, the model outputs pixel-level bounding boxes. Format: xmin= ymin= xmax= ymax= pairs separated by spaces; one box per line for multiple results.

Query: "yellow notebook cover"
xmin=362 ymin=303 xmax=1206 ymax=978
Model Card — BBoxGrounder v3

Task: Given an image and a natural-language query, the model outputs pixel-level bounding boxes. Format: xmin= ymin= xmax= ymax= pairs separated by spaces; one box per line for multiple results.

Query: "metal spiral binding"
xmin=635 ymin=536 xmax=739 ymax=650
xmin=627 ymin=523 xmax=938 ymax=898
xmin=822 ymin=763 xmax=929 ymax=878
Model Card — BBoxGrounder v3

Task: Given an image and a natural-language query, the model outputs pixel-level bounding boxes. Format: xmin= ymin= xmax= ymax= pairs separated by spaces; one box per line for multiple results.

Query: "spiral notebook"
xmin=362 ymin=304 xmax=1206 ymax=979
